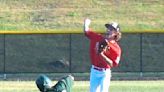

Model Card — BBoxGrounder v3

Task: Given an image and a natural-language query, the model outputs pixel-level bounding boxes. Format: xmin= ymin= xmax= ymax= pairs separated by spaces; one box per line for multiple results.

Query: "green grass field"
xmin=0 ymin=0 xmax=163 ymax=33
xmin=0 ymin=80 xmax=164 ymax=92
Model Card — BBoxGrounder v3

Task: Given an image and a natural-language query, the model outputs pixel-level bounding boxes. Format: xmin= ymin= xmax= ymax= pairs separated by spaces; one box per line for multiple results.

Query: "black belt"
xmin=93 ymin=67 xmax=106 ymax=71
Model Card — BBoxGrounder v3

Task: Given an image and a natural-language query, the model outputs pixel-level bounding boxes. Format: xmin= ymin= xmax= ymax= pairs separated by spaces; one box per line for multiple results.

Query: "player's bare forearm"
xmin=100 ymin=52 xmax=113 ymax=67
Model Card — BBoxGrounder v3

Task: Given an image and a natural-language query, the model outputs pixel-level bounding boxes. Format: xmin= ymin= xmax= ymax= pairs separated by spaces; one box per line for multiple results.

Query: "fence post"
xmin=140 ymin=33 xmax=143 ymax=77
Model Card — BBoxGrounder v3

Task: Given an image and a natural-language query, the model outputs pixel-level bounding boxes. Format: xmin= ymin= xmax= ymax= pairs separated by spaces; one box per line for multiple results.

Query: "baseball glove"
xmin=98 ymin=39 xmax=108 ymax=53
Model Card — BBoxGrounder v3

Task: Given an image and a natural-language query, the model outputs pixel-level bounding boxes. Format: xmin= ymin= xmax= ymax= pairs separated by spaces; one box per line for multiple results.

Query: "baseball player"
xmin=36 ymin=74 xmax=74 ymax=92
xmin=83 ymin=18 xmax=122 ymax=92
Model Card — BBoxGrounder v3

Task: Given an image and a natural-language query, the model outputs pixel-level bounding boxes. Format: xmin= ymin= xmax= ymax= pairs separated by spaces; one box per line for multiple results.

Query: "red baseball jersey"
xmin=85 ymin=30 xmax=122 ymax=68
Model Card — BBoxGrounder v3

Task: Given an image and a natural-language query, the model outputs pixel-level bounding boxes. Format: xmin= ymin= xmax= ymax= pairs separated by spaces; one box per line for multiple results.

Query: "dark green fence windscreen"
xmin=0 ymin=35 xmax=5 ymax=73
xmin=0 ymin=33 xmax=163 ymax=73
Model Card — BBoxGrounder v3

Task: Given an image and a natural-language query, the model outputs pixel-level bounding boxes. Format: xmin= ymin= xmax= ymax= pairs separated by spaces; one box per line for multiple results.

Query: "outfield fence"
xmin=0 ymin=33 xmax=163 ymax=76
xmin=0 ymin=0 xmax=163 ymax=80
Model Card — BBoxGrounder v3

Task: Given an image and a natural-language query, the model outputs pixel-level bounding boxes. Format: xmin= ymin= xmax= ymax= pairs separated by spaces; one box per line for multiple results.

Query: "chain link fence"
xmin=0 ymin=33 xmax=164 ymax=74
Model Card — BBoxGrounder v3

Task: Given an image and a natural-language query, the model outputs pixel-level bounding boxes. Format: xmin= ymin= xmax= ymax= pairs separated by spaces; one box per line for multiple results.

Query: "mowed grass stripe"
xmin=0 ymin=81 xmax=164 ymax=92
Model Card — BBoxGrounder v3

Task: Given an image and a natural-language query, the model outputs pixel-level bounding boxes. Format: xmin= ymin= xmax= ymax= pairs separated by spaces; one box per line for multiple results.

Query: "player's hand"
xmin=84 ymin=18 xmax=91 ymax=32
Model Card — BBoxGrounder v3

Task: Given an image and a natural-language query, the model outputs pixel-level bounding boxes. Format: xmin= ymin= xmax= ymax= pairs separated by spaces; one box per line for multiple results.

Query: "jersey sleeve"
xmin=85 ymin=29 xmax=103 ymax=41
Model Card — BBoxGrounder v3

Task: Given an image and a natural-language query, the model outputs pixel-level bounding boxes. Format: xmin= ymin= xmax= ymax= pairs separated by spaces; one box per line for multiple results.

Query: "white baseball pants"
xmin=90 ymin=65 xmax=111 ymax=92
